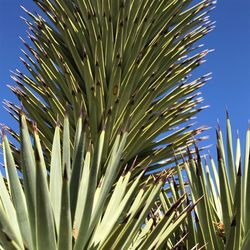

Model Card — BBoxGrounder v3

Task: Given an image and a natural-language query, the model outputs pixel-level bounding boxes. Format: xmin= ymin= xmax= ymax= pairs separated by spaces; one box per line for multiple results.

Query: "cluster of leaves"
xmin=173 ymin=114 xmax=250 ymax=250
xmin=5 ymin=0 xmax=214 ymax=174
xmin=6 ymin=0 xmax=250 ymax=250
xmin=3 ymin=113 xmax=250 ymax=249
xmin=1 ymin=113 xmax=196 ymax=250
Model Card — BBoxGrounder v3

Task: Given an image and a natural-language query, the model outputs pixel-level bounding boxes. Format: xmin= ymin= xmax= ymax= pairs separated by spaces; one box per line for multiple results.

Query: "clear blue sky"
xmin=1 ymin=0 xmax=250 ymax=158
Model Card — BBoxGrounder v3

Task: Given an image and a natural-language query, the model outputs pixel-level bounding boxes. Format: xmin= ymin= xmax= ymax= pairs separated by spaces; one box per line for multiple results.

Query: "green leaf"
xmin=49 ymin=122 xmax=62 ymax=233
xmin=0 ymin=201 xmax=23 ymax=250
xmin=70 ymin=114 xmax=85 ymax=221
xmin=63 ymin=113 xmax=71 ymax=176
xmin=3 ymin=133 xmax=33 ymax=249
xmin=226 ymin=112 xmax=236 ymax=193
xmin=34 ymin=129 xmax=56 ymax=250
xmin=20 ymin=113 xmax=37 ymax=247
xmin=58 ymin=167 xmax=72 ymax=250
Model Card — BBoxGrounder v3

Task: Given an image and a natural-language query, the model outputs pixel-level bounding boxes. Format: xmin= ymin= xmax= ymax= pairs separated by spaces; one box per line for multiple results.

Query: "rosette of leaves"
xmin=175 ymin=113 xmax=250 ymax=249
xmin=0 ymin=113 xmax=197 ymax=250
xmin=5 ymin=0 xmax=214 ymax=174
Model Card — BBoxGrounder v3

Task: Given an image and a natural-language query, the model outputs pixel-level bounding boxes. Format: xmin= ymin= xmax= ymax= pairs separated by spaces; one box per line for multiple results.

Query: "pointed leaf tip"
xmin=100 ymin=117 xmax=107 ymax=131
xmin=226 ymin=108 xmax=229 ymax=119
xmin=217 ymin=119 xmax=221 ymax=131
xmin=186 ymin=147 xmax=193 ymax=160
xmin=216 ymin=144 xmax=222 ymax=161
xmin=216 ymin=129 xmax=219 ymax=140
xmin=56 ymin=115 xmax=61 ymax=127
xmin=128 ymin=155 xmax=138 ymax=172
xmin=32 ymin=122 xmax=38 ymax=134
xmin=237 ymin=130 xmax=240 ymax=139
xmin=1 ymin=126 xmax=6 ymax=138
xmin=78 ymin=103 xmax=83 ymax=118
xmin=237 ymin=160 xmax=242 ymax=177
xmin=63 ymin=165 xmax=68 ymax=180
xmin=34 ymin=145 xmax=40 ymax=162
xmin=64 ymin=102 xmax=70 ymax=117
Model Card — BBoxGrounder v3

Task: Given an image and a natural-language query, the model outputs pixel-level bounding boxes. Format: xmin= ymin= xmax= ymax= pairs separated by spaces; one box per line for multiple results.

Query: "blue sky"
xmin=0 ymin=0 xmax=250 ymax=158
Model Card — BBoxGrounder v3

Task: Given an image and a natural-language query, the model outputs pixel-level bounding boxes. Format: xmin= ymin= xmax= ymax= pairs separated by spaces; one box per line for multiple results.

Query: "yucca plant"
xmin=176 ymin=113 xmax=250 ymax=249
xmin=0 ymin=0 xmax=216 ymax=249
xmin=5 ymin=0 xmax=214 ymax=174
xmin=0 ymin=113 xmax=198 ymax=250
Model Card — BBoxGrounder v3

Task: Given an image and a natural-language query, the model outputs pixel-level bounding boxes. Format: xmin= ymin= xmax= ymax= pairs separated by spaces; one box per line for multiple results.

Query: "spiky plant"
xmin=0 ymin=0 xmax=216 ymax=249
xmin=5 ymin=0 xmax=214 ymax=174
xmin=175 ymin=114 xmax=250 ymax=249
xmin=0 ymin=113 xmax=197 ymax=249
